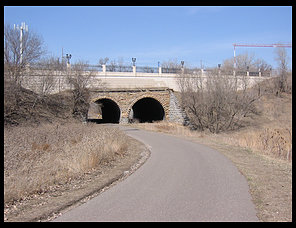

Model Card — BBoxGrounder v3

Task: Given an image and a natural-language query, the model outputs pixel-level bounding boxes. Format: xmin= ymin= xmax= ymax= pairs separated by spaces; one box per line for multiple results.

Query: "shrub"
xmin=178 ymin=72 xmax=260 ymax=133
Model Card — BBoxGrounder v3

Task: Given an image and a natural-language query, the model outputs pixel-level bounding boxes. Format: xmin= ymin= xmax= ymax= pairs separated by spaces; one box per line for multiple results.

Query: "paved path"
xmin=54 ymin=127 xmax=258 ymax=222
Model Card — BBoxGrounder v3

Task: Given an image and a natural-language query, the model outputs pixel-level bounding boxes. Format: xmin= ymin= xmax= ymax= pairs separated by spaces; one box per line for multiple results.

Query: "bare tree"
xmin=99 ymin=57 xmax=109 ymax=65
xmin=32 ymin=57 xmax=66 ymax=96
xmin=161 ymin=59 xmax=181 ymax=68
xmin=4 ymin=23 xmax=45 ymax=86
xmin=66 ymin=61 xmax=95 ymax=120
xmin=222 ymin=52 xmax=272 ymax=75
xmin=117 ymin=57 xmax=126 ymax=72
xmin=4 ymin=23 xmax=45 ymax=124
xmin=274 ymin=47 xmax=290 ymax=95
xmin=253 ymin=58 xmax=272 ymax=75
xmin=107 ymin=59 xmax=117 ymax=72
xmin=161 ymin=59 xmax=181 ymax=73
xmin=178 ymin=70 xmax=260 ymax=133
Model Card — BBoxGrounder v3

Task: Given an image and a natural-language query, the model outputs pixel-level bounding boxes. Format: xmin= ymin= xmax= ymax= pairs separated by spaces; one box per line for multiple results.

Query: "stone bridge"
xmin=87 ymin=87 xmax=185 ymax=124
xmin=21 ymin=65 xmax=269 ymax=124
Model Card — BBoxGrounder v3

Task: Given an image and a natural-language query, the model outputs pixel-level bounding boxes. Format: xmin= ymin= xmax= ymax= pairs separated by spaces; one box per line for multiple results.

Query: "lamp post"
xmin=66 ymin=54 xmax=72 ymax=64
xmin=158 ymin=61 xmax=161 ymax=75
xmin=181 ymin=61 xmax=185 ymax=74
xmin=132 ymin=58 xmax=136 ymax=75
xmin=132 ymin=57 xmax=136 ymax=66
xmin=218 ymin=64 xmax=221 ymax=75
xmin=66 ymin=54 xmax=72 ymax=69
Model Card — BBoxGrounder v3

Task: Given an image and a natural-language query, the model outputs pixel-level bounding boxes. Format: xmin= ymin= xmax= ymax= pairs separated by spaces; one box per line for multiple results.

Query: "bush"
xmin=178 ymin=72 xmax=260 ymax=133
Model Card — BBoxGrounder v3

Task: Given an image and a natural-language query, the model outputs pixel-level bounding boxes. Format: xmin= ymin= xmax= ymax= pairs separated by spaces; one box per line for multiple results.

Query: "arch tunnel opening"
xmin=89 ymin=98 xmax=120 ymax=124
xmin=130 ymin=97 xmax=165 ymax=123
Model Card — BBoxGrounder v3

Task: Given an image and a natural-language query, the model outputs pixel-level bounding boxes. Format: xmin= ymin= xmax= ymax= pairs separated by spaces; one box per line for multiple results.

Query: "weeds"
xmin=4 ymin=122 xmax=128 ymax=204
xmin=259 ymin=128 xmax=292 ymax=161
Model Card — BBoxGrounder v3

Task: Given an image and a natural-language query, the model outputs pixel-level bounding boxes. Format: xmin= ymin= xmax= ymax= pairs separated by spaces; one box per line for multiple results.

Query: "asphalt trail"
xmin=54 ymin=127 xmax=258 ymax=222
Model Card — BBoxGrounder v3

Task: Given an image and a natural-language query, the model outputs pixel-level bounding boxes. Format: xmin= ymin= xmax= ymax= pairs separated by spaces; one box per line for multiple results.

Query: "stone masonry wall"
xmin=88 ymin=89 xmax=173 ymax=124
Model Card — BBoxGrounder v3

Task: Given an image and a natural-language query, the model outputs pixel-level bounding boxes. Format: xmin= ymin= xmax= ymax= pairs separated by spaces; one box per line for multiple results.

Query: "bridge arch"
xmin=128 ymin=96 xmax=165 ymax=123
xmin=89 ymin=97 xmax=121 ymax=123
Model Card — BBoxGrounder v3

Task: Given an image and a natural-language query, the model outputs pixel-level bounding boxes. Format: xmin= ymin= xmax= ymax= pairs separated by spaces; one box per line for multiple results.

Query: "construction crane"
xmin=232 ymin=43 xmax=292 ymax=68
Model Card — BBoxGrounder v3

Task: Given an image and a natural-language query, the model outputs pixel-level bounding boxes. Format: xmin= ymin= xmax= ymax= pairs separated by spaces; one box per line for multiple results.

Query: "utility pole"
xmin=14 ymin=22 xmax=28 ymax=64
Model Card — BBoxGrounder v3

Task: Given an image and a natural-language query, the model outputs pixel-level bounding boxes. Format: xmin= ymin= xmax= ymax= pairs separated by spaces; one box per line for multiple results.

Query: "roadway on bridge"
xmin=54 ymin=127 xmax=258 ymax=222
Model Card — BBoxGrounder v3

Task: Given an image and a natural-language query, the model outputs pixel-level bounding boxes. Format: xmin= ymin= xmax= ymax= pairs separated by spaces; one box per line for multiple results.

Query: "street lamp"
xmin=218 ymin=64 xmax=221 ymax=75
xmin=132 ymin=58 xmax=136 ymax=66
xmin=66 ymin=54 xmax=72 ymax=64
xmin=181 ymin=61 xmax=184 ymax=68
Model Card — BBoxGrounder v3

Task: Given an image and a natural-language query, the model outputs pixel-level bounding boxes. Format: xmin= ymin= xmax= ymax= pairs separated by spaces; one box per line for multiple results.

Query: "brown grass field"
xmin=4 ymin=123 xmax=129 ymax=204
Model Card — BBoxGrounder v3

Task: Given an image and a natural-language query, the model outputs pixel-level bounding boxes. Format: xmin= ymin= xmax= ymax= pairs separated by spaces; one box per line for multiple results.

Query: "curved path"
xmin=54 ymin=127 xmax=258 ymax=222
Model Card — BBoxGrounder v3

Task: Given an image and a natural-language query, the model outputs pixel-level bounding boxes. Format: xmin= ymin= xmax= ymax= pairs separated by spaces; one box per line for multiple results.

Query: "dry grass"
xmin=4 ymin=122 xmax=128 ymax=204
xmin=136 ymin=90 xmax=292 ymax=163
xmin=130 ymin=91 xmax=292 ymax=221
xmin=215 ymin=92 xmax=292 ymax=162
xmin=134 ymin=121 xmax=196 ymax=137
xmin=218 ymin=127 xmax=292 ymax=162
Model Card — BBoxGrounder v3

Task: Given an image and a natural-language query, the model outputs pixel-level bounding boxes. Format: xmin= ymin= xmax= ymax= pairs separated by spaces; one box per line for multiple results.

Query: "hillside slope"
xmin=4 ymin=83 xmax=74 ymax=126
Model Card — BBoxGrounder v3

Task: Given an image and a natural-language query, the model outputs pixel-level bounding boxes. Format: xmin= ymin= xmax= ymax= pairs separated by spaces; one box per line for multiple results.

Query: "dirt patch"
xmin=4 ymin=126 xmax=150 ymax=222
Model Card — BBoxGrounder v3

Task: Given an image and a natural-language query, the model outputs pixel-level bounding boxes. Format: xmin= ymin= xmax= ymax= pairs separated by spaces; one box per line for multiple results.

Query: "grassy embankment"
xmin=132 ymin=84 xmax=292 ymax=222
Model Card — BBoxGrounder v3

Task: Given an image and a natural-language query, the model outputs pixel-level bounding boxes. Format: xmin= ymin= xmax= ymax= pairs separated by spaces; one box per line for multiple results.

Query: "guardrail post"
xmin=102 ymin=64 xmax=106 ymax=73
xmin=133 ymin=66 xmax=136 ymax=76
xmin=159 ymin=67 xmax=162 ymax=75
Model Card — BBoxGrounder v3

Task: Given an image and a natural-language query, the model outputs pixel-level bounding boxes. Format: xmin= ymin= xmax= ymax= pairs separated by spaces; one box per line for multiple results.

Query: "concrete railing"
xmin=20 ymin=69 xmax=270 ymax=95
xmin=28 ymin=62 xmax=272 ymax=77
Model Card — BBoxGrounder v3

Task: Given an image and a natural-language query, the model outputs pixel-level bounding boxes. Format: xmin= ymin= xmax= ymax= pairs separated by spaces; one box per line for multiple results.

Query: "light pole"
xmin=180 ymin=61 xmax=185 ymax=74
xmin=132 ymin=57 xmax=136 ymax=66
xmin=66 ymin=54 xmax=72 ymax=69
xmin=218 ymin=64 xmax=221 ymax=75
xmin=181 ymin=61 xmax=184 ymax=68
xmin=158 ymin=61 xmax=162 ymax=75
xmin=246 ymin=66 xmax=249 ymax=76
xmin=14 ymin=22 xmax=28 ymax=65
xmin=132 ymin=58 xmax=136 ymax=75
xmin=66 ymin=54 xmax=72 ymax=64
